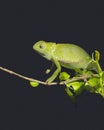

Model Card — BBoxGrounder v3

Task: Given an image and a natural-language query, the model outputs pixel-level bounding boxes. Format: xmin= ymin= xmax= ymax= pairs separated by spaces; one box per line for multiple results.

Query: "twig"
xmin=0 ymin=66 xmax=57 ymax=85
xmin=0 ymin=66 xmax=97 ymax=86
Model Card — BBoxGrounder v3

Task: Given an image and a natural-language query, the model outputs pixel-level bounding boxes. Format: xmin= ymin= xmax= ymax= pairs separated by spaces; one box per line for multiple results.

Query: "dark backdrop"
xmin=0 ymin=0 xmax=104 ymax=130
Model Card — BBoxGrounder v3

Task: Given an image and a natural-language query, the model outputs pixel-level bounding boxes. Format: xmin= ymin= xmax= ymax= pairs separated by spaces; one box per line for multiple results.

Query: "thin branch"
xmin=0 ymin=66 xmax=97 ymax=86
xmin=0 ymin=66 xmax=57 ymax=85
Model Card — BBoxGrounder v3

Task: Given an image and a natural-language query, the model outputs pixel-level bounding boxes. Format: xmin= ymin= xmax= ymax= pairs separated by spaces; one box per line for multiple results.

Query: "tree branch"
xmin=0 ymin=66 xmax=97 ymax=86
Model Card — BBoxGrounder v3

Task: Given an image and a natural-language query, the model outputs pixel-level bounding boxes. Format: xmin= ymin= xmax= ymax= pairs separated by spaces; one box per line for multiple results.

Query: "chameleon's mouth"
xmin=41 ymin=53 xmax=46 ymax=57
xmin=35 ymin=51 xmax=46 ymax=57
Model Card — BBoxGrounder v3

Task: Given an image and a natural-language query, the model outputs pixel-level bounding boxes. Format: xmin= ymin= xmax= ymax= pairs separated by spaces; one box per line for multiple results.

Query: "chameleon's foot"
xmin=45 ymin=80 xmax=51 ymax=85
xmin=45 ymin=78 xmax=53 ymax=85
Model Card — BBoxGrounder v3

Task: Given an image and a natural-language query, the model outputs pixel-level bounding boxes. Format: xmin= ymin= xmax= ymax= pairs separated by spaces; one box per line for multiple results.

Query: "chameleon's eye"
xmin=39 ymin=43 xmax=45 ymax=49
xmin=39 ymin=45 xmax=43 ymax=49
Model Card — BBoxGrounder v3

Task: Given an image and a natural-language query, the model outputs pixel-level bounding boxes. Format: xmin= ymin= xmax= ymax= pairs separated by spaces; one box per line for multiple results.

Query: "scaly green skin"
xmin=33 ymin=41 xmax=92 ymax=83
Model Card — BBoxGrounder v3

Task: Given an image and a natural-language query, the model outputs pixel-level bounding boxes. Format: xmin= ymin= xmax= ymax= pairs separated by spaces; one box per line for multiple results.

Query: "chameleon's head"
xmin=33 ymin=40 xmax=56 ymax=60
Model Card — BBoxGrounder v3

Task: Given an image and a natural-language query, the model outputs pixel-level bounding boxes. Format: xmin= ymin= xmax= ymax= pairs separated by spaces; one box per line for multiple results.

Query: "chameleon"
xmin=33 ymin=40 xmax=99 ymax=84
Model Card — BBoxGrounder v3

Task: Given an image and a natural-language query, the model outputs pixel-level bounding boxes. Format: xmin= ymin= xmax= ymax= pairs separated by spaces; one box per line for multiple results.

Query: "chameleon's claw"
xmin=45 ymin=80 xmax=51 ymax=85
xmin=45 ymin=80 xmax=51 ymax=84
xmin=45 ymin=77 xmax=54 ymax=85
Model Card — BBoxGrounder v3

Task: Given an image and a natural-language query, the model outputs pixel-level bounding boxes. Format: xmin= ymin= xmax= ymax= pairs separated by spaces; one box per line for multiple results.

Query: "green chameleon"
xmin=33 ymin=40 xmax=99 ymax=83
xmin=33 ymin=40 xmax=103 ymax=100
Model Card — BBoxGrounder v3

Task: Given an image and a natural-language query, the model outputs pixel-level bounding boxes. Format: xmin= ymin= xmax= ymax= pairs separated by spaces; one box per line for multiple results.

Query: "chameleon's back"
xmin=53 ymin=44 xmax=91 ymax=69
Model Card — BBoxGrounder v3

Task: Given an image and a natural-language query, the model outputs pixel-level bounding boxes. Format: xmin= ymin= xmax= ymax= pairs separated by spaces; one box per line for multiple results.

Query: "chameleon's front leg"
xmin=46 ymin=59 xmax=61 ymax=83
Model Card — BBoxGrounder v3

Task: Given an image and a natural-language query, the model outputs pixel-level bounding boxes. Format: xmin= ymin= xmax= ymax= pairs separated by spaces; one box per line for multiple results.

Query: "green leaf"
xmin=85 ymin=77 xmax=100 ymax=87
xmin=86 ymin=59 xmax=102 ymax=73
xmin=84 ymin=70 xmax=93 ymax=76
xmin=94 ymin=87 xmax=104 ymax=97
xmin=66 ymin=81 xmax=84 ymax=95
xmin=100 ymin=71 xmax=104 ymax=81
xmin=59 ymin=72 xmax=70 ymax=81
xmin=65 ymin=87 xmax=75 ymax=102
xmin=92 ymin=50 xmax=100 ymax=61
xmin=30 ymin=81 xmax=39 ymax=87
xmin=85 ymin=77 xmax=100 ymax=93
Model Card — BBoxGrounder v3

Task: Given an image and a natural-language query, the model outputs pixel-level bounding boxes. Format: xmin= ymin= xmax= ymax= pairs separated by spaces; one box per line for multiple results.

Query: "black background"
xmin=0 ymin=0 xmax=104 ymax=130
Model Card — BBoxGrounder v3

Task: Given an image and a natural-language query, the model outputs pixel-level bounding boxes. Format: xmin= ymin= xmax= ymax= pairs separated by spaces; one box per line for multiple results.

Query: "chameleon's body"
xmin=51 ymin=43 xmax=91 ymax=69
xmin=33 ymin=41 xmax=92 ymax=83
